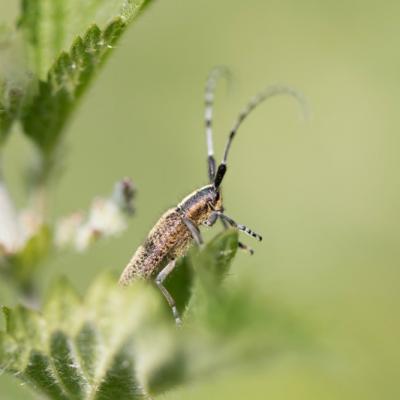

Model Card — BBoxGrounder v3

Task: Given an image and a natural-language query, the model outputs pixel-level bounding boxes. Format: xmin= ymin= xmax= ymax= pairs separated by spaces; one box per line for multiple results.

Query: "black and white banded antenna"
xmin=204 ymin=66 xmax=231 ymax=183
xmin=214 ymin=85 xmax=308 ymax=188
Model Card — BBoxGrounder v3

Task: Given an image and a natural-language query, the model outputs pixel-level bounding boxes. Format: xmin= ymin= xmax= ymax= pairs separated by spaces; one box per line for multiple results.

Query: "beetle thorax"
xmin=178 ymin=184 xmax=222 ymax=224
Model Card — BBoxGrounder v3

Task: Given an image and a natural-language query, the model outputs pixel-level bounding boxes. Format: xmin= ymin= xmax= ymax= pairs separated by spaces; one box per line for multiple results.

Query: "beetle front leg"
xmin=219 ymin=216 xmax=255 ymax=255
xmin=213 ymin=212 xmax=254 ymax=256
xmin=155 ymin=259 xmax=182 ymax=325
xmin=216 ymin=212 xmax=262 ymax=241
xmin=203 ymin=211 xmax=219 ymax=227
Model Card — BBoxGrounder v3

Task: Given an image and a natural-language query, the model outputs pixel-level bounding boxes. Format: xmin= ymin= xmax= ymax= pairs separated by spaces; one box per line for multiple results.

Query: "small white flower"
xmin=74 ymin=223 xmax=99 ymax=252
xmin=87 ymin=198 xmax=127 ymax=236
xmin=54 ymin=212 xmax=84 ymax=248
xmin=53 ymin=178 xmax=136 ymax=252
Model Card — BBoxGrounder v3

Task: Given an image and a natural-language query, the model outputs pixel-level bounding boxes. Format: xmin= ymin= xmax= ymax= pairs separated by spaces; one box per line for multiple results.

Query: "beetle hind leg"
xmin=155 ymin=259 xmax=182 ymax=325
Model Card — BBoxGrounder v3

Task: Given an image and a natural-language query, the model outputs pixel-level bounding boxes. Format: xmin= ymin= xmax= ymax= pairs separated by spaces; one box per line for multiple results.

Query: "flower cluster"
xmin=55 ymin=178 xmax=136 ymax=252
xmin=0 ymin=178 xmax=136 ymax=258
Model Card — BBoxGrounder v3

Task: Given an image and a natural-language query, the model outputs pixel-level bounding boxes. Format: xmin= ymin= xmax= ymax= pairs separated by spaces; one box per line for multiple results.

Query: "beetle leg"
xmin=219 ymin=216 xmax=254 ymax=255
xmin=155 ymin=259 xmax=181 ymax=325
xmin=216 ymin=212 xmax=262 ymax=242
xmin=182 ymin=217 xmax=204 ymax=246
xmin=203 ymin=211 xmax=219 ymax=227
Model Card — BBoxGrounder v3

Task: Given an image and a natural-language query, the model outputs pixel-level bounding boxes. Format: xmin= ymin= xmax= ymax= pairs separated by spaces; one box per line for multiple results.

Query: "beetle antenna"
xmin=214 ymin=85 xmax=307 ymax=188
xmin=204 ymin=66 xmax=231 ymax=183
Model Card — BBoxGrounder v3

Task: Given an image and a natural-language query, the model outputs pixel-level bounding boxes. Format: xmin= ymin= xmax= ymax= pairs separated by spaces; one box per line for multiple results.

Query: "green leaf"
xmin=17 ymin=0 xmax=152 ymax=168
xmin=19 ymin=0 xmax=151 ymax=80
xmin=194 ymin=228 xmax=239 ymax=285
xmin=1 ymin=274 xmax=171 ymax=399
xmin=164 ymin=229 xmax=238 ymax=317
xmin=0 ymin=232 xmax=309 ymax=399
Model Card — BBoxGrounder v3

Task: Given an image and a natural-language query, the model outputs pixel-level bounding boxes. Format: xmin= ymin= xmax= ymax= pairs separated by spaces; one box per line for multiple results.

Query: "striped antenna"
xmin=214 ymin=85 xmax=307 ymax=188
xmin=204 ymin=66 xmax=231 ymax=182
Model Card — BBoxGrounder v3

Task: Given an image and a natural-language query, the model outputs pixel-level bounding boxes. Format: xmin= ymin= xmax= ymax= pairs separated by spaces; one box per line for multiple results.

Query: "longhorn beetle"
xmin=119 ymin=67 xmax=305 ymax=324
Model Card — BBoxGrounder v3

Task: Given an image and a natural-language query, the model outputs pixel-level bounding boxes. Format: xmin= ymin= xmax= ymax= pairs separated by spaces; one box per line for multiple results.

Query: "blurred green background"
xmin=1 ymin=1 xmax=399 ymax=399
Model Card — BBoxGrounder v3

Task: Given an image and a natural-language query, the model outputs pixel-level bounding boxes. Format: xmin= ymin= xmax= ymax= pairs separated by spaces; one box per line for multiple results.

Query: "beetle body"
xmin=119 ymin=185 xmax=221 ymax=283
xmin=119 ymin=67 xmax=304 ymax=323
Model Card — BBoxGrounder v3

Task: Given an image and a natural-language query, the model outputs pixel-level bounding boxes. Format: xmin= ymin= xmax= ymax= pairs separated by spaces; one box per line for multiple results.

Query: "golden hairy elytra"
xmin=119 ymin=67 xmax=305 ymax=324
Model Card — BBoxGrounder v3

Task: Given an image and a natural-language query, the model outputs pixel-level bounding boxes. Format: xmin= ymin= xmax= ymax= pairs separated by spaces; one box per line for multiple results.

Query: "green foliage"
xmin=0 ymin=3 xmax=307 ymax=399
xmin=0 ymin=80 xmax=24 ymax=146
xmin=0 ymin=231 xmax=307 ymax=400
xmin=0 ymin=0 xmax=153 ymax=280
xmin=0 ymin=0 xmax=152 ymax=290
xmin=165 ymin=230 xmax=237 ymax=318
xmin=0 ymin=0 xmax=152 ymax=174
xmin=18 ymin=0 xmax=151 ymax=167
xmin=18 ymin=0 xmax=148 ymax=79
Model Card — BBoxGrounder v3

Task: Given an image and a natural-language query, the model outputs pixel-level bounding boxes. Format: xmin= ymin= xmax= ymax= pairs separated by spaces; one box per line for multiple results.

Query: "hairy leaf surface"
xmin=0 ymin=231 xmax=308 ymax=399
xmin=19 ymin=0 xmax=151 ymax=158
